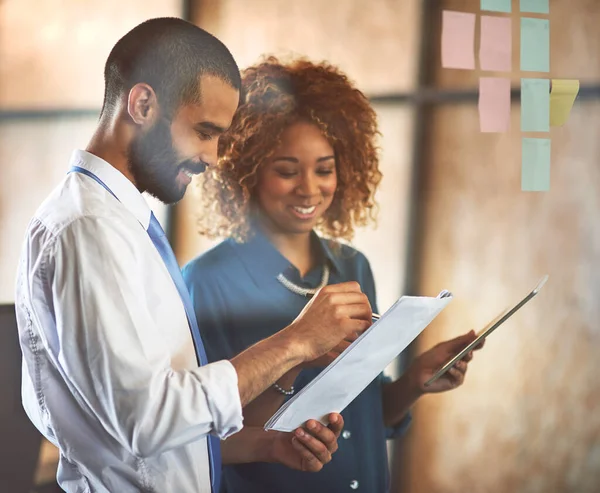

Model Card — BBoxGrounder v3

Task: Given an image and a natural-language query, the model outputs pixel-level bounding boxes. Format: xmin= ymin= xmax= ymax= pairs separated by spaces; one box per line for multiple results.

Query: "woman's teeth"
xmin=293 ymin=206 xmax=316 ymax=215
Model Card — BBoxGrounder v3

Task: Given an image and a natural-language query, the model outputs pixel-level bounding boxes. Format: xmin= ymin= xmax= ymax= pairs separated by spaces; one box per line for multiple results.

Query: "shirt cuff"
xmin=386 ymin=411 xmax=412 ymax=440
xmin=199 ymin=360 xmax=243 ymax=439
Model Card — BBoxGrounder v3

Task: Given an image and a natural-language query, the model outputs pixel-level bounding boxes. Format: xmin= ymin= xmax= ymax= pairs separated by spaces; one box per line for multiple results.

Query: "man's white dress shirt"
xmin=15 ymin=150 xmax=243 ymax=492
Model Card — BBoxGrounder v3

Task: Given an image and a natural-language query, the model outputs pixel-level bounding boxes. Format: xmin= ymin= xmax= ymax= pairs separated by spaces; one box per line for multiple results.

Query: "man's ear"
xmin=127 ymin=83 xmax=159 ymax=128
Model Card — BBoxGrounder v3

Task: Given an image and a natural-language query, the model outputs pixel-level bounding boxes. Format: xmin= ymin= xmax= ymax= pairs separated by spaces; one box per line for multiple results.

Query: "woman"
xmin=183 ymin=57 xmax=480 ymax=493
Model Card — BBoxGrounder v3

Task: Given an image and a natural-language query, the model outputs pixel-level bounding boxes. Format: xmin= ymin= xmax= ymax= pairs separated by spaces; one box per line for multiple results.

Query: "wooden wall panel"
xmin=398 ymin=1 xmax=600 ymax=491
xmin=0 ymin=0 xmax=181 ymax=109
xmin=352 ymin=104 xmax=415 ymax=313
xmin=0 ymin=118 xmax=96 ymax=303
xmin=401 ymin=102 xmax=600 ymax=493
xmin=193 ymin=0 xmax=421 ymax=95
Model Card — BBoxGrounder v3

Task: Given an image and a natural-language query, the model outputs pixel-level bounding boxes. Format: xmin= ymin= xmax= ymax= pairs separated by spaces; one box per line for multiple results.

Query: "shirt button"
xmin=342 ymin=430 xmax=352 ymax=439
xmin=350 ymin=480 xmax=359 ymax=489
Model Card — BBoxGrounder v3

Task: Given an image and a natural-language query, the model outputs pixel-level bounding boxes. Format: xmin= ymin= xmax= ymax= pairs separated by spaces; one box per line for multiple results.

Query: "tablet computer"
xmin=424 ymin=275 xmax=549 ymax=387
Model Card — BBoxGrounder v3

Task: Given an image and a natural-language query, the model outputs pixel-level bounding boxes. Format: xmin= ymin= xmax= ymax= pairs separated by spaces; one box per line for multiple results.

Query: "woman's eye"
xmin=276 ymin=170 xmax=298 ymax=178
xmin=317 ymin=168 xmax=335 ymax=175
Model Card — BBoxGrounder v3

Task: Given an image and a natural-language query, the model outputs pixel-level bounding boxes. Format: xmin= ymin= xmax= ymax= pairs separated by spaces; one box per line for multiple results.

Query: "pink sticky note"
xmin=479 ymin=77 xmax=511 ymax=133
xmin=480 ymin=15 xmax=512 ymax=71
xmin=441 ymin=10 xmax=476 ymax=70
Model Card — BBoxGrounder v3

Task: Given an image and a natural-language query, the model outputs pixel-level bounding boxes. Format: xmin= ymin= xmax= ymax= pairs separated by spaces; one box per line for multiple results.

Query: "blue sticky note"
xmin=481 ymin=0 xmax=512 ymax=12
xmin=521 ymin=78 xmax=550 ymax=132
xmin=521 ymin=18 xmax=550 ymax=72
xmin=522 ymin=138 xmax=551 ymax=192
xmin=520 ymin=0 xmax=549 ymax=13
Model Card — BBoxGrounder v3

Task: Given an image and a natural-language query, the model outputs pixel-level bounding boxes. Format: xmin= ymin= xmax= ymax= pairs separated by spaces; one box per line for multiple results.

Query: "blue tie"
xmin=69 ymin=166 xmax=221 ymax=492
xmin=146 ymin=213 xmax=222 ymax=492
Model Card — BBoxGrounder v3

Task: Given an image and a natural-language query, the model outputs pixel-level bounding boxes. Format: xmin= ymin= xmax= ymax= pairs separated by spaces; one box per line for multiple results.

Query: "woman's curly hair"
xmin=198 ymin=56 xmax=382 ymax=243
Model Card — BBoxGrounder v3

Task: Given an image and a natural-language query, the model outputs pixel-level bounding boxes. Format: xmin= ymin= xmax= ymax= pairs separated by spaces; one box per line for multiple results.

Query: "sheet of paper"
xmin=522 ymin=137 xmax=551 ymax=192
xmin=481 ymin=0 xmax=512 ymax=12
xmin=520 ymin=18 xmax=550 ymax=72
xmin=441 ymin=10 xmax=475 ymax=70
xmin=550 ymin=79 xmax=579 ymax=126
xmin=521 ymin=78 xmax=550 ymax=132
xmin=480 ymin=15 xmax=512 ymax=71
xmin=479 ymin=77 xmax=511 ymax=133
xmin=264 ymin=294 xmax=452 ymax=432
xmin=520 ymin=0 xmax=549 ymax=13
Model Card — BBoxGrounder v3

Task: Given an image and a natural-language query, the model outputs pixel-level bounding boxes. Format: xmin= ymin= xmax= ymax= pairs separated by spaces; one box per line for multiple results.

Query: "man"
xmin=15 ymin=18 xmax=372 ymax=493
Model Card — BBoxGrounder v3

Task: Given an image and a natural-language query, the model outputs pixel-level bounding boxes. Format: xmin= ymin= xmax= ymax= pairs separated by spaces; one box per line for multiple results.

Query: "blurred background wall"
xmin=1 ymin=0 xmax=599 ymax=491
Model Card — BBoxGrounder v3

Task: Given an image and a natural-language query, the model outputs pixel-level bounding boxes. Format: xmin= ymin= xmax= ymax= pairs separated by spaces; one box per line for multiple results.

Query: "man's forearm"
xmin=221 ymin=427 xmax=274 ymax=465
xmin=231 ymin=327 xmax=304 ymax=407
xmin=243 ymin=367 xmax=302 ymax=426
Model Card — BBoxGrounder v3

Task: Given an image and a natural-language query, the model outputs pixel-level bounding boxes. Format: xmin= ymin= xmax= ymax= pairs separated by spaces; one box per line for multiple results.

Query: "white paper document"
xmin=264 ymin=291 xmax=453 ymax=432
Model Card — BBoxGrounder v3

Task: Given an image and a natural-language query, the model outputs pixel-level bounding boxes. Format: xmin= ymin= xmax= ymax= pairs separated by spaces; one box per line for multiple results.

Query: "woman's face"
xmin=255 ymin=121 xmax=337 ymax=236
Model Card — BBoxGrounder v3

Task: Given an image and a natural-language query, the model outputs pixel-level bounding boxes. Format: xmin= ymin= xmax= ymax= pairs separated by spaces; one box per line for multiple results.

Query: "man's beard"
xmin=127 ymin=119 xmax=203 ymax=204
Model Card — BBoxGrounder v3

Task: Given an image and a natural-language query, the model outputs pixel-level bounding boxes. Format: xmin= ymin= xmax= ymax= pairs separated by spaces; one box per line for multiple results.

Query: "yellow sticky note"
xmin=550 ymin=79 xmax=579 ymax=126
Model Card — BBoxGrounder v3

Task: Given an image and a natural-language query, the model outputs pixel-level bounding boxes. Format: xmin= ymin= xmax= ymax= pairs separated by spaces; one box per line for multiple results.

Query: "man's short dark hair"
xmin=101 ymin=17 xmax=241 ymax=118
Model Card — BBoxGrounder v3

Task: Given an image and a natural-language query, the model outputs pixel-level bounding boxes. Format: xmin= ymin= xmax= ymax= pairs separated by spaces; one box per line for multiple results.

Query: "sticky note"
xmin=441 ymin=11 xmax=476 ymax=69
xmin=479 ymin=77 xmax=511 ymax=132
xmin=521 ymin=78 xmax=549 ymax=132
xmin=520 ymin=0 xmax=549 ymax=13
xmin=522 ymin=138 xmax=550 ymax=191
xmin=521 ymin=18 xmax=550 ymax=72
xmin=481 ymin=0 xmax=512 ymax=12
xmin=480 ymin=16 xmax=512 ymax=71
xmin=550 ymin=79 xmax=580 ymax=126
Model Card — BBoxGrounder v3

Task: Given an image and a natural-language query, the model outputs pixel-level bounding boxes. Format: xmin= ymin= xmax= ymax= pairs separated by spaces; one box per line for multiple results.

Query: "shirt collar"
xmin=318 ymin=235 xmax=344 ymax=274
xmin=69 ymin=149 xmax=152 ymax=230
xmin=231 ymin=228 xmax=343 ymax=286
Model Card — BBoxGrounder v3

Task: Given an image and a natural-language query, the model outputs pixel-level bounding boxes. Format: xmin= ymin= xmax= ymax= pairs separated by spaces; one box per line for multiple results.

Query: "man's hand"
xmin=284 ymin=283 xmax=372 ymax=364
xmin=409 ymin=331 xmax=484 ymax=394
xmin=269 ymin=413 xmax=344 ymax=472
xmin=303 ymin=333 xmax=359 ymax=368
xmin=221 ymin=413 xmax=344 ymax=468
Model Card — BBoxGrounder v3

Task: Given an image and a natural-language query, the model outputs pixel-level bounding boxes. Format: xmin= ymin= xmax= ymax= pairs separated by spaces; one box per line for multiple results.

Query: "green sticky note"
xmin=522 ymin=138 xmax=550 ymax=192
xmin=520 ymin=0 xmax=549 ymax=13
xmin=481 ymin=0 xmax=512 ymax=12
xmin=521 ymin=78 xmax=549 ymax=132
xmin=521 ymin=18 xmax=550 ymax=72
